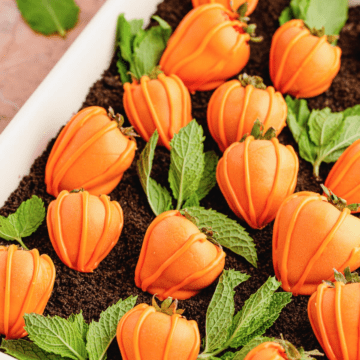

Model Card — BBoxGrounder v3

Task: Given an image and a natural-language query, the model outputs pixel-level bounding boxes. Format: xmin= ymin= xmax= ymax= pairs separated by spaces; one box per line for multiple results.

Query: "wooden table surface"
xmin=0 ymin=0 xmax=107 ymax=134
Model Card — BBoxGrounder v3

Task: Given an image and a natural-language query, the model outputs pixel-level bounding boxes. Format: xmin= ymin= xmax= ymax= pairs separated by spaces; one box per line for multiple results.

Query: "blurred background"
xmin=0 ymin=0 xmax=107 ymax=133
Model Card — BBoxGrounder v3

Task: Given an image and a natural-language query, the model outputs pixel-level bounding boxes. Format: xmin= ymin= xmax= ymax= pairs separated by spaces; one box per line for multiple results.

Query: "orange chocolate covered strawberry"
xmin=160 ymin=4 xmax=260 ymax=92
xmin=123 ymin=73 xmax=192 ymax=150
xmin=208 ymin=74 xmax=287 ymax=151
xmin=47 ymin=189 xmax=123 ymax=272
xmin=308 ymin=268 xmax=360 ymax=360
xmin=45 ymin=106 xmax=137 ymax=197
xmin=0 ymin=245 xmax=55 ymax=339
xmin=117 ymin=297 xmax=200 ymax=360
xmin=325 ymin=139 xmax=360 ymax=213
xmin=269 ymin=20 xmax=341 ymax=98
xmin=135 ymin=210 xmax=226 ymax=300
xmin=192 ymin=0 xmax=259 ymax=15
xmin=217 ymin=120 xmax=298 ymax=229
xmin=273 ymin=188 xmax=360 ymax=296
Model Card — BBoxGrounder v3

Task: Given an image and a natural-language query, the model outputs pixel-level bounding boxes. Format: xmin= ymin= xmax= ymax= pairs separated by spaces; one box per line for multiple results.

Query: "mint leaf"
xmin=116 ymin=14 xmax=171 ymax=81
xmin=279 ymin=7 xmax=293 ymax=25
xmin=343 ymin=104 xmax=360 ymax=118
xmin=0 ymin=195 xmax=45 ymax=250
xmin=228 ymin=277 xmax=284 ymax=348
xmin=68 ymin=311 xmax=88 ymax=343
xmin=183 ymin=194 xmax=200 ymax=208
xmin=195 ymin=151 xmax=219 ymax=201
xmin=0 ymin=339 xmax=68 ymax=360
xmin=286 ymin=96 xmax=310 ymax=143
xmin=220 ymin=353 xmax=236 ymax=360
xmin=304 ymin=0 xmax=348 ymax=36
xmin=308 ymin=109 xmax=344 ymax=146
xmin=16 ymin=0 xmax=79 ymax=37
xmin=281 ymin=0 xmax=348 ymax=36
xmin=169 ymin=120 xmax=205 ymax=210
xmin=232 ymin=337 xmax=275 ymax=360
xmin=204 ymin=270 xmax=250 ymax=354
xmin=24 ymin=313 xmax=87 ymax=360
xmin=86 ymin=296 xmax=137 ymax=360
xmin=137 ymin=131 xmax=173 ymax=216
xmin=185 ymin=207 xmax=257 ymax=267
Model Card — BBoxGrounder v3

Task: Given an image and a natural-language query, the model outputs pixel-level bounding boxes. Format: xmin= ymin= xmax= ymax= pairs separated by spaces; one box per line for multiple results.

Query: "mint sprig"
xmin=286 ymin=96 xmax=360 ymax=178
xmin=116 ymin=14 xmax=171 ymax=83
xmin=0 ymin=195 xmax=45 ymax=250
xmin=279 ymin=0 xmax=348 ymax=38
xmin=16 ymin=0 xmax=79 ymax=37
xmin=137 ymin=130 xmax=173 ymax=216
xmin=86 ymin=296 xmax=137 ymax=360
xmin=137 ymin=122 xmax=257 ymax=266
xmin=198 ymin=273 xmax=292 ymax=359
xmin=3 ymin=296 xmax=137 ymax=360
xmin=184 ymin=207 xmax=257 ymax=267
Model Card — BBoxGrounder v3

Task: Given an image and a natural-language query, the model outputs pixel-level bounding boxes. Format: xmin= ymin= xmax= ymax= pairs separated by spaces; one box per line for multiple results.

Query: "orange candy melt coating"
xmin=308 ymin=282 xmax=360 ymax=360
xmin=273 ymin=192 xmax=360 ymax=296
xmin=217 ymin=136 xmax=298 ymax=229
xmin=45 ymin=106 xmax=136 ymax=197
xmin=208 ymin=79 xmax=287 ymax=151
xmin=191 ymin=0 xmax=259 ymax=15
xmin=269 ymin=19 xmax=341 ymax=98
xmin=325 ymin=139 xmax=360 ymax=213
xmin=135 ymin=210 xmax=226 ymax=300
xmin=47 ymin=190 xmax=123 ymax=273
xmin=160 ymin=4 xmax=250 ymax=92
xmin=123 ymin=74 xmax=192 ymax=150
xmin=244 ymin=342 xmax=288 ymax=360
xmin=117 ymin=303 xmax=200 ymax=360
xmin=0 ymin=245 xmax=55 ymax=339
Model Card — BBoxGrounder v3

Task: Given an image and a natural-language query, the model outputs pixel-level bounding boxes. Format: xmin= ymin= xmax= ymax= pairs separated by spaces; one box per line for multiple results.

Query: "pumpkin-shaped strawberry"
xmin=117 ymin=297 xmax=200 ymax=360
xmin=216 ymin=120 xmax=298 ymax=229
xmin=308 ymin=268 xmax=360 ymax=360
xmin=160 ymin=4 xmax=260 ymax=92
xmin=208 ymin=74 xmax=287 ymax=152
xmin=244 ymin=340 xmax=321 ymax=360
xmin=47 ymin=189 xmax=123 ymax=272
xmin=123 ymin=73 xmax=192 ymax=150
xmin=273 ymin=188 xmax=360 ymax=296
xmin=269 ymin=19 xmax=341 ymax=98
xmin=0 ymin=245 xmax=55 ymax=339
xmin=192 ymin=0 xmax=259 ymax=15
xmin=45 ymin=106 xmax=137 ymax=197
xmin=135 ymin=210 xmax=226 ymax=300
xmin=325 ymin=139 xmax=360 ymax=213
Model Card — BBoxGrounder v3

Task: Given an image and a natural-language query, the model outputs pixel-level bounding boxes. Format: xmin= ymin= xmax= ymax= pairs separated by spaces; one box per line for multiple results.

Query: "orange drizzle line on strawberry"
xmin=335 ymin=282 xmax=349 ymax=360
xmin=160 ymin=4 xmax=250 ymax=91
xmin=135 ymin=210 xmax=225 ymax=299
xmin=270 ymin=20 xmax=341 ymax=98
xmin=86 ymin=195 xmax=122 ymax=271
xmin=325 ymin=139 xmax=360 ymax=199
xmin=236 ymin=85 xmax=253 ymax=142
xmin=77 ymin=191 xmax=89 ymax=271
xmin=45 ymin=107 xmax=105 ymax=195
xmin=4 ymin=244 xmax=15 ymax=338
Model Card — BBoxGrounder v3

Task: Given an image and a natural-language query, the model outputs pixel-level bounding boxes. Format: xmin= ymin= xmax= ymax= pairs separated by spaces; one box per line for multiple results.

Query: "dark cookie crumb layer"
xmin=2 ymin=0 xmax=360 ymax=358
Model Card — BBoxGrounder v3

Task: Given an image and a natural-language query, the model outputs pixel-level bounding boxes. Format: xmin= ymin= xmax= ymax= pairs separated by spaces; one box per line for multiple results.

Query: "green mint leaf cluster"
xmin=0 ymin=195 xmax=45 ymax=250
xmin=86 ymin=296 xmax=137 ymax=360
xmin=185 ymin=207 xmax=258 ymax=267
xmin=16 ymin=0 xmax=79 ymax=37
xmin=286 ymin=96 xmax=360 ymax=178
xmin=116 ymin=14 xmax=171 ymax=83
xmin=137 ymin=130 xmax=173 ymax=216
xmin=198 ymin=273 xmax=291 ymax=359
xmin=279 ymin=0 xmax=348 ymax=37
xmin=137 ymin=121 xmax=257 ymax=266
xmin=137 ymin=120 xmax=218 ymax=215
xmin=3 ymin=296 xmax=137 ymax=360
